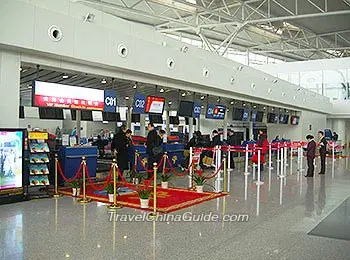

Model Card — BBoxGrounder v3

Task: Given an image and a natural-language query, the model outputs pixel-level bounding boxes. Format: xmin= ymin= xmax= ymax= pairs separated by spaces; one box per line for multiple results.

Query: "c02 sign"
xmin=135 ymin=99 xmax=145 ymax=108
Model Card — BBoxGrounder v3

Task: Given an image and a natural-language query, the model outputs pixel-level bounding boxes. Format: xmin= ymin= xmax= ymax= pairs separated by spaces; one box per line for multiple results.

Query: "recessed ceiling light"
xmin=62 ymin=75 xmax=69 ymax=79
xmin=201 ymin=105 xmax=204 ymax=108
xmin=253 ymin=105 xmax=257 ymax=108
xmin=101 ymin=79 xmax=107 ymax=84
xmin=263 ymin=107 xmax=266 ymax=110
xmin=293 ymin=96 xmax=296 ymax=100
xmin=251 ymin=83 xmax=256 ymax=89
xmin=160 ymin=88 xmax=164 ymax=93
xmin=268 ymin=88 xmax=272 ymax=93
xmin=227 ymin=108 xmax=230 ymax=112
xmin=133 ymin=85 xmax=137 ymax=89
xmin=181 ymin=93 xmax=186 ymax=97
xmin=217 ymin=98 xmax=220 ymax=102
xmin=19 ymin=67 xmax=22 ymax=72
xmin=243 ymin=103 xmax=246 ymax=106
xmin=230 ymin=101 xmax=234 ymax=105
xmin=264 ymin=77 xmax=268 ymax=81
xmin=27 ymin=85 xmax=32 ymax=89
xmin=200 ymin=96 xmax=205 ymax=100
xmin=168 ymin=101 xmax=172 ymax=105
xmin=272 ymin=108 xmax=274 ymax=111
xmin=286 ymin=110 xmax=289 ymax=113
xmin=230 ymin=77 xmax=235 ymax=84
xmin=125 ymin=96 xmax=129 ymax=100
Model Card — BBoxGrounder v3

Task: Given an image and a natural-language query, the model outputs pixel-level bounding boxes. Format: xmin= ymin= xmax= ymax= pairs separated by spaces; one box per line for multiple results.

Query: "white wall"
xmin=0 ymin=0 xmax=332 ymax=115
xmin=19 ymin=118 xmax=62 ymax=133
xmin=300 ymin=111 xmax=327 ymax=139
xmin=0 ymin=50 xmax=20 ymax=127
xmin=267 ymin=124 xmax=301 ymax=141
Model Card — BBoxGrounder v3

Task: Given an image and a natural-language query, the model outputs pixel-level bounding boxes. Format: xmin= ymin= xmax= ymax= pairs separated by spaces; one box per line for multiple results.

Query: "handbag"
xmin=152 ymin=146 xmax=163 ymax=157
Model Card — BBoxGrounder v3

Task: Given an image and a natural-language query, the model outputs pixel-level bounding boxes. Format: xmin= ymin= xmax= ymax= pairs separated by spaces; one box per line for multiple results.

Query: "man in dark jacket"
xmin=318 ymin=131 xmax=327 ymax=175
xmin=111 ymin=125 xmax=131 ymax=174
xmin=146 ymin=123 xmax=162 ymax=179
xmin=211 ymin=130 xmax=222 ymax=147
xmin=226 ymin=130 xmax=235 ymax=170
xmin=305 ymin=135 xmax=316 ymax=177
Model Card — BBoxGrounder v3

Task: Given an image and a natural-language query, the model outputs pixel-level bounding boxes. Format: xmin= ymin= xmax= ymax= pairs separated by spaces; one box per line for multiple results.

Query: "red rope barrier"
xmin=166 ymin=157 xmax=191 ymax=177
xmin=85 ymin=164 xmax=112 ymax=191
xmin=136 ymin=154 xmax=164 ymax=173
xmin=205 ymin=160 xmax=224 ymax=180
xmin=57 ymin=161 xmax=82 ymax=183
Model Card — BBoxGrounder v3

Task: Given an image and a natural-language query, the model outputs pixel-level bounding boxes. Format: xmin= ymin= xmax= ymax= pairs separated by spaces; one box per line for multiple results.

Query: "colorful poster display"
xmin=33 ymin=81 xmax=116 ymax=112
xmin=145 ymin=96 xmax=165 ymax=114
xmin=206 ymin=104 xmax=226 ymax=120
xmin=0 ymin=130 xmax=23 ymax=191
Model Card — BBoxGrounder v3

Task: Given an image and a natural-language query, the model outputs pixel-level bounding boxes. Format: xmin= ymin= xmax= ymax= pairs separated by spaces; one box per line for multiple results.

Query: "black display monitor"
xmin=149 ymin=114 xmax=163 ymax=124
xmin=102 ymin=112 xmax=117 ymax=122
xmin=267 ymin=113 xmax=276 ymax=123
xmin=178 ymin=101 xmax=194 ymax=117
xmin=131 ymin=113 xmax=141 ymax=123
xmin=256 ymin=111 xmax=264 ymax=122
xmin=232 ymin=108 xmax=244 ymax=121
xmin=39 ymin=107 xmax=64 ymax=120
xmin=169 ymin=116 xmax=180 ymax=125
xmin=19 ymin=106 xmax=24 ymax=119
xmin=71 ymin=110 xmax=93 ymax=121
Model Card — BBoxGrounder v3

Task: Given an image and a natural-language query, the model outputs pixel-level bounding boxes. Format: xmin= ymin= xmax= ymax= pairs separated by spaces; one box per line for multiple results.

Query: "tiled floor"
xmin=1 ymin=157 xmax=350 ymax=260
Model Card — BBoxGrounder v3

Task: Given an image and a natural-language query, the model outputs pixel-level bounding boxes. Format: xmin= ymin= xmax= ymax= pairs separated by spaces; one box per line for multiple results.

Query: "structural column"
xmin=0 ymin=50 xmax=20 ymax=128
xmin=332 ymin=119 xmax=346 ymax=143
xmin=140 ymin=114 xmax=146 ymax=136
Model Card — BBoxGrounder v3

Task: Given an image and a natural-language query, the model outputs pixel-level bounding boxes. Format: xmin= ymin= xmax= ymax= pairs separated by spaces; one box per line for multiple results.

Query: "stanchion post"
xmin=108 ymin=159 xmax=122 ymax=210
xmin=79 ymin=157 xmax=91 ymax=204
xmin=53 ymin=154 xmax=62 ymax=198
xmin=332 ymin=142 xmax=336 ymax=161
xmin=162 ymin=152 xmax=167 ymax=175
xmin=268 ymin=144 xmax=273 ymax=169
xmin=189 ymin=147 xmax=193 ymax=189
xmin=148 ymin=163 xmax=158 ymax=219
xmin=223 ymin=156 xmax=227 ymax=193
xmin=228 ymin=146 xmax=231 ymax=170
xmin=290 ymin=145 xmax=293 ymax=175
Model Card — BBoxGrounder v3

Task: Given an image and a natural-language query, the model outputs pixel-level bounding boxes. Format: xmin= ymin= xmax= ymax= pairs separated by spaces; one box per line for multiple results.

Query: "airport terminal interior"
xmin=1 ymin=0 xmax=350 ymax=259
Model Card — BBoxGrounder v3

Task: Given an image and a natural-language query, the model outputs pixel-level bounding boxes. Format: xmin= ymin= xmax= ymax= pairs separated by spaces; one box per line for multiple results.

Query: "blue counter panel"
xmin=59 ymin=147 xmax=98 ymax=179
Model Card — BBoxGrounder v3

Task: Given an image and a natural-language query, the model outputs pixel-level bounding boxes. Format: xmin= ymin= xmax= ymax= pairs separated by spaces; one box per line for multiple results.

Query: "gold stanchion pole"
xmin=79 ymin=157 xmax=91 ymax=204
xmin=148 ymin=163 xmax=158 ymax=219
xmin=223 ymin=156 xmax=228 ymax=193
xmin=162 ymin=152 xmax=167 ymax=175
xmin=108 ymin=159 xmax=123 ymax=210
xmin=53 ymin=154 xmax=62 ymax=198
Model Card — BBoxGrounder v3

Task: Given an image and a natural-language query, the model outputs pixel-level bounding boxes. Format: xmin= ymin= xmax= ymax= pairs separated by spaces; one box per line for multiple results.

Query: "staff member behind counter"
xmin=111 ymin=125 xmax=132 ymax=175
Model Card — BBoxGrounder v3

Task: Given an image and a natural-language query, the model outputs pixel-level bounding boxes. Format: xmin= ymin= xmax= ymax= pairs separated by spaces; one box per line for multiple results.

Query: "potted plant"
xmin=193 ymin=169 xmax=206 ymax=193
xmin=70 ymin=179 xmax=81 ymax=197
xmin=160 ymin=169 xmax=172 ymax=189
xmin=106 ymin=183 xmax=114 ymax=203
xmin=137 ymin=180 xmax=152 ymax=208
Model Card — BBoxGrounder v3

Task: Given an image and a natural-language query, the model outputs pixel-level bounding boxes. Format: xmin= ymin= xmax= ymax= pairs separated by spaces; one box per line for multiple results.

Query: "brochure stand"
xmin=25 ymin=132 xmax=51 ymax=199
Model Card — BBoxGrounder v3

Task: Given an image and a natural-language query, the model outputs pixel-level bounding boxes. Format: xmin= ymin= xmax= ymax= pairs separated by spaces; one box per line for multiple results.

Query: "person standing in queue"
xmin=252 ymin=130 xmax=269 ymax=172
xmin=305 ymin=135 xmax=316 ymax=177
xmin=211 ymin=130 xmax=222 ymax=147
xmin=111 ymin=125 xmax=131 ymax=175
xmin=318 ymin=131 xmax=327 ymax=175
xmin=226 ymin=129 xmax=235 ymax=170
xmin=146 ymin=123 xmax=163 ymax=179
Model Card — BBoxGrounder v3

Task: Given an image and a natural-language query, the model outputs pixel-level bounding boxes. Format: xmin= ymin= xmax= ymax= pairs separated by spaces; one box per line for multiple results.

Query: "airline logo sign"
xmin=104 ymin=90 xmax=117 ymax=112
xmin=193 ymin=103 xmax=201 ymax=118
xmin=206 ymin=104 xmax=226 ymax=120
xmin=133 ymin=94 xmax=146 ymax=114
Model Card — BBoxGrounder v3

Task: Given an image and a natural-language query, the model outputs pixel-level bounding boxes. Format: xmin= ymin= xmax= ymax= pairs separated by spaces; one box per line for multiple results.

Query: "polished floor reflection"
xmin=1 ymin=157 xmax=350 ymax=260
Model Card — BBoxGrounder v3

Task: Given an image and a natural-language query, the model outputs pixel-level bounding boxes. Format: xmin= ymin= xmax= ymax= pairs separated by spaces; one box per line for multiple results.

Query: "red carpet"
xmin=58 ymin=184 xmax=227 ymax=213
